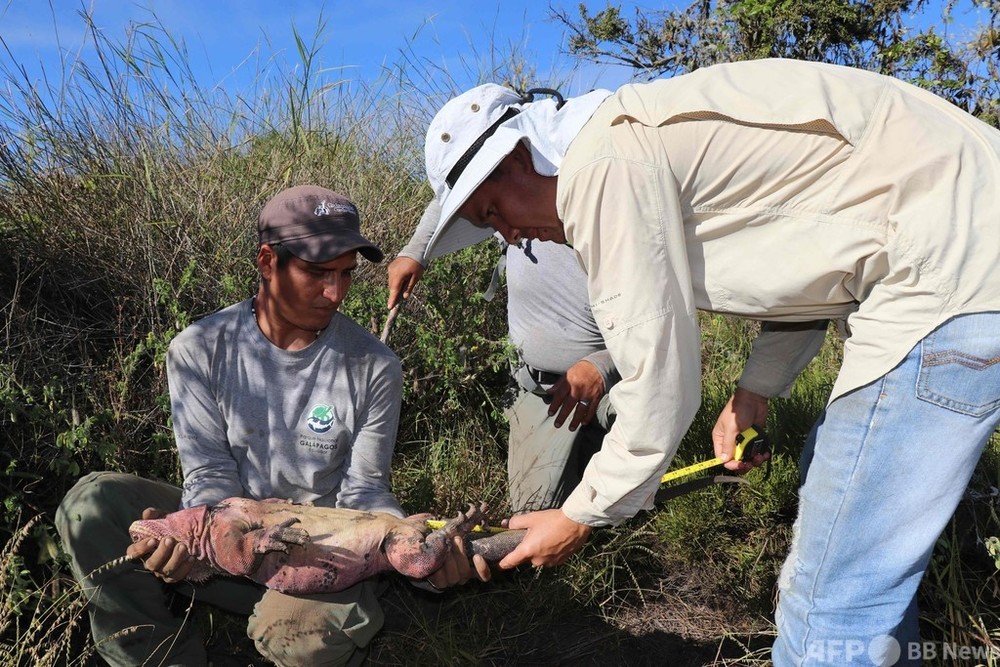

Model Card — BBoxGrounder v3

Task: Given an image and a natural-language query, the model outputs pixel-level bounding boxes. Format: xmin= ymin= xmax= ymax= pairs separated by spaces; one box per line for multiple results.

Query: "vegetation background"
xmin=2 ymin=1 xmax=999 ymax=664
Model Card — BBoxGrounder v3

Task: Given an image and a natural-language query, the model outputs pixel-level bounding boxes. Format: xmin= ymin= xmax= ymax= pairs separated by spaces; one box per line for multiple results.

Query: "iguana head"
xmin=129 ymin=505 xmax=211 ymax=555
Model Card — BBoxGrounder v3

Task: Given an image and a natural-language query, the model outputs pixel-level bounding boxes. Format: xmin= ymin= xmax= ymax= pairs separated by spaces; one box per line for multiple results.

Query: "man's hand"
xmin=423 ymin=535 xmax=492 ymax=590
xmin=546 ymin=360 xmax=605 ymax=431
xmin=497 ymin=509 xmax=591 ymax=569
xmin=387 ymin=257 xmax=425 ymax=309
xmin=713 ymin=387 xmax=770 ymax=472
xmin=125 ymin=507 xmax=195 ymax=584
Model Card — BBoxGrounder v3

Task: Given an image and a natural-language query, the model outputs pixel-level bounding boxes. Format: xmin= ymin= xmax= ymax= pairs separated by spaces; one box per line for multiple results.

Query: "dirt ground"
xmin=156 ymin=565 xmax=776 ymax=667
xmin=370 ymin=570 xmax=776 ymax=666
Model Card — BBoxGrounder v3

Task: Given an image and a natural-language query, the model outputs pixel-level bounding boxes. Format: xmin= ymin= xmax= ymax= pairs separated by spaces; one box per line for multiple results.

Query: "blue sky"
xmin=0 ymin=0 xmax=991 ymax=117
xmin=0 ymin=0 xmax=647 ymax=99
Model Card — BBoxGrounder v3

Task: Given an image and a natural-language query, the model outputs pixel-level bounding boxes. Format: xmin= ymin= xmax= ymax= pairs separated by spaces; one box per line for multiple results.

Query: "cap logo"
xmin=313 ymin=200 xmax=356 ymax=217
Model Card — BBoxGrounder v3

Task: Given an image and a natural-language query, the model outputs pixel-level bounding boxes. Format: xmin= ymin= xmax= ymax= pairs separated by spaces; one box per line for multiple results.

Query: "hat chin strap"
xmin=445 ymin=107 xmax=521 ymax=189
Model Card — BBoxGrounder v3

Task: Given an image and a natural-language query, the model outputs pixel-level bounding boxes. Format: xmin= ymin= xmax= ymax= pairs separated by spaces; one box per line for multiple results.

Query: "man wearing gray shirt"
xmin=56 ymin=186 xmax=484 ymax=667
xmin=388 ymin=199 xmax=617 ymax=512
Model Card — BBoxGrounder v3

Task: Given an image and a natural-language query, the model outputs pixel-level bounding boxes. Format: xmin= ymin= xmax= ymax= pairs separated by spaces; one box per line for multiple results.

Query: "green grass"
xmin=2 ymin=8 xmax=999 ymax=666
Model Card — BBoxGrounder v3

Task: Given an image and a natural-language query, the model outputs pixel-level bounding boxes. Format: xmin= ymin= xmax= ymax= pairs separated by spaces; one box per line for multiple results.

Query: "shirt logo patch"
xmin=305 ymin=404 xmax=336 ymax=433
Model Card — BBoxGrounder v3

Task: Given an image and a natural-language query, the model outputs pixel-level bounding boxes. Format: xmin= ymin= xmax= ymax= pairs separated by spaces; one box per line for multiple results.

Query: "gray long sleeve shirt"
xmin=167 ymin=298 xmax=404 ymax=516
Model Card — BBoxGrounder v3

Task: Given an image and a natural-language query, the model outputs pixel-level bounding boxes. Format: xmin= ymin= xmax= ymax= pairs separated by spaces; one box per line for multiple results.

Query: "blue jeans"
xmin=773 ymin=312 xmax=1000 ymax=666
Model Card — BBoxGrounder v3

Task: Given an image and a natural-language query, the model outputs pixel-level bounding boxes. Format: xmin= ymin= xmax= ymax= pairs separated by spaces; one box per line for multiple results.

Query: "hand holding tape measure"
xmin=427 ymin=425 xmax=771 ymax=534
xmin=660 ymin=424 xmax=770 ymax=485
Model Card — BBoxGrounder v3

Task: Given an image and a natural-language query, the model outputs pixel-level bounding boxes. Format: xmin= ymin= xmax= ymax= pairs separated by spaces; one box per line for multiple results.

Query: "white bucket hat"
xmin=423 ymin=84 xmax=613 ymax=260
xmin=423 ymin=84 xmax=526 ymax=258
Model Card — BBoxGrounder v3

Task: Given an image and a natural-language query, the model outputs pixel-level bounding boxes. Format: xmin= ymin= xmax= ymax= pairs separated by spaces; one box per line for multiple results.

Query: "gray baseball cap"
xmin=258 ymin=185 xmax=384 ymax=263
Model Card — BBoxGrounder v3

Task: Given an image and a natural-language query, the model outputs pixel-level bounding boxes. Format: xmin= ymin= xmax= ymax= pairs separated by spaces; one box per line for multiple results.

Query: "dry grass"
xmin=0 ymin=515 xmax=93 ymax=666
xmin=1 ymin=6 xmax=999 ymax=667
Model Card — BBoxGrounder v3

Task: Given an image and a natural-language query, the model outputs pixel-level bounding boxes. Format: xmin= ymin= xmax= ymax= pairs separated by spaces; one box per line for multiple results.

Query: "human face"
xmin=257 ymin=247 xmax=358 ymax=346
xmin=457 ymin=143 xmax=564 ymax=244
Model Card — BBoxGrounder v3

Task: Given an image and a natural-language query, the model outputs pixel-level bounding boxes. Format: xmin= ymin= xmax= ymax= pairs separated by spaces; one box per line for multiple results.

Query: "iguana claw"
xmin=254 ymin=517 xmax=309 ymax=554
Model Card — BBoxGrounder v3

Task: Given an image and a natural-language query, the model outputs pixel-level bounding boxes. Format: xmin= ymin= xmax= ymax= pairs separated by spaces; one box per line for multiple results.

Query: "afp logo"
xmin=305 ymin=404 xmax=336 ymax=434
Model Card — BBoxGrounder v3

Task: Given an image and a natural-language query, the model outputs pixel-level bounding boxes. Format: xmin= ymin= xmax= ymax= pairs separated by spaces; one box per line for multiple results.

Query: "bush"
xmin=2 ymin=8 xmax=998 ymax=666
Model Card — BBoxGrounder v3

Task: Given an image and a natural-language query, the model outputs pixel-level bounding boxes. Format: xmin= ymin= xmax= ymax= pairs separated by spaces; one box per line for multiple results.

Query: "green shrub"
xmin=1 ymin=7 xmax=998 ymax=666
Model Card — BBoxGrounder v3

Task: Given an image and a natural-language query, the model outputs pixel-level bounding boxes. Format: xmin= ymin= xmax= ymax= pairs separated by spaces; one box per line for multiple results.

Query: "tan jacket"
xmin=556 ymin=59 xmax=1000 ymax=526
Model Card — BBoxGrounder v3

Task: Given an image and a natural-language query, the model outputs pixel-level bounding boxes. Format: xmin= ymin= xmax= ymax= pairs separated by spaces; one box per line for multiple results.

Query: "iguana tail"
xmin=466 ymin=529 xmax=526 ymax=562
xmin=84 ymin=554 xmax=140 ymax=584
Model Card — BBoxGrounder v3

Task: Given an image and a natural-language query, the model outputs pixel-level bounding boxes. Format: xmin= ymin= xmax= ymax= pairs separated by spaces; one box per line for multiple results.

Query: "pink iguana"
xmin=127 ymin=497 xmax=524 ymax=594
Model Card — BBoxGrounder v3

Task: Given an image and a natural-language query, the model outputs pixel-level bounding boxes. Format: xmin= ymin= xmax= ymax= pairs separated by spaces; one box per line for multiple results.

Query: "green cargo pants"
xmin=505 ymin=388 xmax=613 ymax=513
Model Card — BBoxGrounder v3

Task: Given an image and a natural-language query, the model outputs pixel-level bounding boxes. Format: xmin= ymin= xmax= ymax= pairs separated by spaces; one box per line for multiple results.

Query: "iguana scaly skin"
xmin=127 ymin=497 xmax=524 ymax=594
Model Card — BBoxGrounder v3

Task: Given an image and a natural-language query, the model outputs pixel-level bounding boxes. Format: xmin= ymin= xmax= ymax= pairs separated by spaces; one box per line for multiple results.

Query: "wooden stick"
xmin=380 ymin=303 xmax=401 ymax=344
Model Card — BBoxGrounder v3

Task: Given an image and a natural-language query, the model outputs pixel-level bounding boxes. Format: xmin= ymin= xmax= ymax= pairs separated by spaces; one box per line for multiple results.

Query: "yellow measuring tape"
xmin=659 ymin=425 xmax=766 ymax=484
xmin=425 ymin=426 xmax=767 ymax=531
xmin=424 ymin=520 xmax=507 ymax=533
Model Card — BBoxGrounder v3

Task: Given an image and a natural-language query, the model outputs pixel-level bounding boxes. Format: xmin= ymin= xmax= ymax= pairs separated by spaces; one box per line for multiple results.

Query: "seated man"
xmin=56 ymin=185 xmax=487 ymax=667
xmin=388 ymin=198 xmax=618 ymax=512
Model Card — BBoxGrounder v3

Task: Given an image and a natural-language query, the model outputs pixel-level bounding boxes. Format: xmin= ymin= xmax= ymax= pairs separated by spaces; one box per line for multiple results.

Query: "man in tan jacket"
xmin=421 ymin=60 xmax=1000 ymax=665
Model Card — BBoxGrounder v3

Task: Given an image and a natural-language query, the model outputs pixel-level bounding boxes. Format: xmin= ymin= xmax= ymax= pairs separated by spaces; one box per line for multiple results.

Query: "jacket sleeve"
xmin=559 ymin=154 xmax=703 ymax=527
xmin=738 ymin=320 xmax=829 ymax=398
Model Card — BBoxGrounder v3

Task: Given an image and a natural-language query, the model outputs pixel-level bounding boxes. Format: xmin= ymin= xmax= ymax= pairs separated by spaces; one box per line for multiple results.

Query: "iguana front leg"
xmin=383 ymin=504 xmax=486 ymax=579
xmin=209 ymin=518 xmax=310 ymax=577
xmin=253 ymin=517 xmax=309 ymax=554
